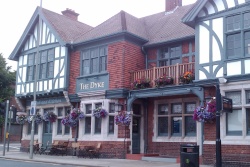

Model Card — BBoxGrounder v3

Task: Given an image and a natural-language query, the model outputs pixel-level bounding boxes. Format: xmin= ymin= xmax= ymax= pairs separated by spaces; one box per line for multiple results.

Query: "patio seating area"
xmin=20 ymin=141 xmax=128 ymax=159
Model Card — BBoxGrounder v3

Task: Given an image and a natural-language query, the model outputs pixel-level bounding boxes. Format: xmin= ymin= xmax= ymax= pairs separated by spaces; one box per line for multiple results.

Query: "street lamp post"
xmin=7 ymin=106 xmax=14 ymax=152
xmin=215 ymin=84 xmax=222 ymax=167
xmin=30 ymin=0 xmax=42 ymax=159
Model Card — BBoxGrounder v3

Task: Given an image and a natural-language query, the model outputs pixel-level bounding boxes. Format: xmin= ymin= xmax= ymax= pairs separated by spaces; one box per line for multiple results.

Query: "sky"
xmin=0 ymin=0 xmax=197 ymax=71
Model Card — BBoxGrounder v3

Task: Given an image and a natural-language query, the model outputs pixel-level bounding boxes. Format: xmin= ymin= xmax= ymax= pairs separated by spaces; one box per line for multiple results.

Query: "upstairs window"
xmin=27 ymin=53 xmax=36 ymax=81
xmin=40 ymin=49 xmax=54 ymax=79
xmin=81 ymin=46 xmax=107 ymax=75
xmin=226 ymin=12 xmax=250 ymax=59
xmin=159 ymin=46 xmax=181 ymax=67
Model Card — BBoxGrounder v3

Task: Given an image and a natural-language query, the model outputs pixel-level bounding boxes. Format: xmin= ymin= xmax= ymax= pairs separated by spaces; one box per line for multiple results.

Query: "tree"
xmin=0 ymin=53 xmax=16 ymax=102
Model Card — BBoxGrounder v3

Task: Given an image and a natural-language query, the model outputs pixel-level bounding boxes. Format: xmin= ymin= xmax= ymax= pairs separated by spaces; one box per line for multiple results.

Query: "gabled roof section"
xmin=182 ymin=0 xmax=206 ymax=27
xmin=9 ymin=6 xmax=92 ymax=60
xmin=141 ymin=4 xmax=195 ymax=46
xmin=182 ymin=0 xmax=250 ymax=28
xmin=74 ymin=10 xmax=148 ymax=44
xmin=41 ymin=7 xmax=92 ymax=43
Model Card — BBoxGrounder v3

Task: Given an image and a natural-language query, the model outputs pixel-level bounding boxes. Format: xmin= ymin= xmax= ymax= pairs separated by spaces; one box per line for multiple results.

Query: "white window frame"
xmin=78 ymin=99 xmax=119 ymax=141
xmin=220 ymin=80 xmax=250 ymax=144
xmin=153 ymin=97 xmax=199 ymax=143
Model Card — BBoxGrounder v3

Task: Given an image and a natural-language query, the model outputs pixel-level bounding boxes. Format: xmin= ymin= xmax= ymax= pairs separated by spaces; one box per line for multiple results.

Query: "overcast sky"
xmin=0 ymin=0 xmax=197 ymax=71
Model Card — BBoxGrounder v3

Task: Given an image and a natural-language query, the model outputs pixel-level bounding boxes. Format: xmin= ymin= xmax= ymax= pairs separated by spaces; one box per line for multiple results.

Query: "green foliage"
xmin=0 ymin=53 xmax=16 ymax=102
xmin=0 ymin=115 xmax=4 ymax=125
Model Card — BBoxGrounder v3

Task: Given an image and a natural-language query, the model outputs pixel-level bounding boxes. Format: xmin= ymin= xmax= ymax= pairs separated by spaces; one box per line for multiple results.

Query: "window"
xmin=226 ymin=34 xmax=241 ymax=58
xmin=108 ymin=103 xmax=115 ymax=134
xmin=246 ymin=90 xmax=250 ymax=104
xmin=39 ymin=49 xmax=54 ymax=79
xmin=246 ymin=109 xmax=250 ymax=135
xmin=57 ymin=107 xmax=70 ymax=135
xmin=81 ymin=46 xmax=107 ymax=75
xmin=28 ymin=123 xmax=38 ymax=135
xmin=82 ymin=100 xmax=116 ymax=137
xmin=159 ymin=46 xmax=181 ymax=67
xmin=225 ymin=91 xmax=242 ymax=135
xmin=85 ymin=117 xmax=91 ymax=134
xmin=156 ymin=101 xmax=196 ymax=137
xmin=226 ymin=109 xmax=242 ymax=135
xmin=85 ymin=104 xmax=92 ymax=134
xmin=226 ymin=15 xmax=240 ymax=32
xmin=94 ymin=103 xmax=102 ymax=134
xmin=226 ymin=12 xmax=250 ymax=59
xmin=27 ymin=53 xmax=36 ymax=81
xmin=27 ymin=49 xmax=55 ymax=81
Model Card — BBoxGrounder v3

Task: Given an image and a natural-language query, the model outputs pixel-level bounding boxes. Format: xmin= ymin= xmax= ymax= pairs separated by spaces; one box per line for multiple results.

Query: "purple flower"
xmin=193 ymin=99 xmax=216 ymax=123
xmin=115 ymin=111 xmax=131 ymax=126
xmin=61 ymin=108 xmax=85 ymax=127
xmin=93 ymin=107 xmax=107 ymax=118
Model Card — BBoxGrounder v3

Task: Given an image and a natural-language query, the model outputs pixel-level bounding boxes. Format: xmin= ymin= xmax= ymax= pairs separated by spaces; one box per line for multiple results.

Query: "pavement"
xmin=0 ymin=143 xmax=213 ymax=167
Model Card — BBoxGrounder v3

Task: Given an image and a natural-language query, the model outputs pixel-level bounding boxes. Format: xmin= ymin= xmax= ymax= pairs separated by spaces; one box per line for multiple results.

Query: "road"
xmin=0 ymin=159 xmax=84 ymax=167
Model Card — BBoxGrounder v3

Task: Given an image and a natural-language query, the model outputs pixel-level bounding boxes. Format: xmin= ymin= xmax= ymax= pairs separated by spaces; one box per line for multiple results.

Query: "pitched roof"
xmin=141 ymin=4 xmax=195 ymax=46
xmin=9 ymin=4 xmax=196 ymax=60
xmin=74 ymin=10 xmax=148 ymax=43
xmin=41 ymin=7 xmax=93 ymax=43
xmin=9 ymin=7 xmax=93 ymax=60
xmin=74 ymin=5 xmax=195 ymax=46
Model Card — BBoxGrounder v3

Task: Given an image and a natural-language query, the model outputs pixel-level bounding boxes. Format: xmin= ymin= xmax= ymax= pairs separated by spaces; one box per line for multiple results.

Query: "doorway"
xmin=42 ymin=121 xmax=52 ymax=146
xmin=132 ymin=117 xmax=140 ymax=154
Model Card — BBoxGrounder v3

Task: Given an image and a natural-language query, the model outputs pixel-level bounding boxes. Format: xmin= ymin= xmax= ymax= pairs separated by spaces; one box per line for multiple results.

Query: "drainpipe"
xmin=143 ymin=99 xmax=148 ymax=154
xmin=141 ymin=47 xmax=148 ymax=69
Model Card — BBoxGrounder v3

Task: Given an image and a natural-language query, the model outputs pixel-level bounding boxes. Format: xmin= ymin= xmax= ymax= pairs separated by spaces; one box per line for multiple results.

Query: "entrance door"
xmin=42 ymin=121 xmax=52 ymax=146
xmin=132 ymin=117 xmax=140 ymax=154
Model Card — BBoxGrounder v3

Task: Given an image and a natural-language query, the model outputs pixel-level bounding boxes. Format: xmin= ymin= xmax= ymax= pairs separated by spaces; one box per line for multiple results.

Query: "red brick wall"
xmin=108 ymin=41 xmax=145 ymax=89
xmin=147 ymin=49 xmax=157 ymax=69
xmin=68 ymin=51 xmax=81 ymax=94
xmin=203 ymin=144 xmax=250 ymax=165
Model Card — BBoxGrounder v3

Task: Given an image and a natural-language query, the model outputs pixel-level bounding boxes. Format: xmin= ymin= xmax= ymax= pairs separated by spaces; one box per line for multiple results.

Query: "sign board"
xmin=30 ymin=101 xmax=36 ymax=115
xmin=16 ymin=112 xmax=27 ymax=116
xmin=222 ymin=97 xmax=233 ymax=113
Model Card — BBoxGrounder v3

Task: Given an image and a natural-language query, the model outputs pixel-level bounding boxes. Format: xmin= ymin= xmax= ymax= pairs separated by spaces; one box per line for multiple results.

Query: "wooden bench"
xmin=78 ymin=144 xmax=94 ymax=158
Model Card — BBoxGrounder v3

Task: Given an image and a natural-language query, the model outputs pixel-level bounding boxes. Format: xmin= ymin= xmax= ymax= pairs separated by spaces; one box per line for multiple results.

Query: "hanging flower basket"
xmin=61 ymin=108 xmax=85 ymax=127
xmin=115 ymin=111 xmax=131 ymax=126
xmin=43 ymin=111 xmax=57 ymax=122
xmin=193 ymin=99 xmax=216 ymax=123
xmin=93 ymin=107 xmax=108 ymax=118
xmin=179 ymin=71 xmax=194 ymax=84
xmin=27 ymin=113 xmax=44 ymax=124
xmin=131 ymin=77 xmax=151 ymax=89
xmin=154 ymin=75 xmax=174 ymax=88
xmin=35 ymin=113 xmax=43 ymax=124
xmin=16 ymin=115 xmax=27 ymax=124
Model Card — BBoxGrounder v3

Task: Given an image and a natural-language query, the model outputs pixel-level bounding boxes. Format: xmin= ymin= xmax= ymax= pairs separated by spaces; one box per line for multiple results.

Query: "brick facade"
xmin=108 ymin=41 xmax=145 ymax=89
xmin=68 ymin=51 xmax=81 ymax=94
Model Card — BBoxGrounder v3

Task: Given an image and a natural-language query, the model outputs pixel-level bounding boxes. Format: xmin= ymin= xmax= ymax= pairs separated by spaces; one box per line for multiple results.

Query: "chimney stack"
xmin=165 ymin=0 xmax=182 ymax=12
xmin=61 ymin=8 xmax=79 ymax=21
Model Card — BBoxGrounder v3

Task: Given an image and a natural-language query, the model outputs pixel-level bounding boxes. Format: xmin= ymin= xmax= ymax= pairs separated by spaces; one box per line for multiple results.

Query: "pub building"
xmin=8 ymin=0 xmax=250 ymax=165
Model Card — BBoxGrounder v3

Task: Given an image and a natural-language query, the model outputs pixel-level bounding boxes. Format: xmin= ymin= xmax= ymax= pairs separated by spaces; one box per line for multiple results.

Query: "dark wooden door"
xmin=132 ymin=117 xmax=140 ymax=154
